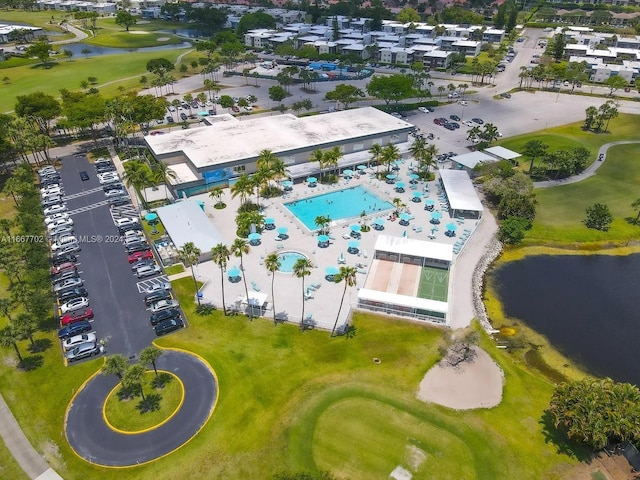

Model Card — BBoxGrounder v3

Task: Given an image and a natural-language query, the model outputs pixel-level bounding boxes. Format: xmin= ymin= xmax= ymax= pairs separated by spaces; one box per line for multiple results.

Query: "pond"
xmin=492 ymin=254 xmax=640 ymax=385
xmin=158 ymin=28 xmax=207 ymax=38
xmin=56 ymin=41 xmax=191 ymax=58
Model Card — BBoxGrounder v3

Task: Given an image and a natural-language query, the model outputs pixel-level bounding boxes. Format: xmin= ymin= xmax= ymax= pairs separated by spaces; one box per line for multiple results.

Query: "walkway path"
xmin=534 ymin=141 xmax=640 ymax=189
xmin=65 ymin=350 xmax=217 ymax=467
xmin=0 ymin=394 xmax=63 ymax=480
xmin=50 ymin=24 xmax=88 ymax=45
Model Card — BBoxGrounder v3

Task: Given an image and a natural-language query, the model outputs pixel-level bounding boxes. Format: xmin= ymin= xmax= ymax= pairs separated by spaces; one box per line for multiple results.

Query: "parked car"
xmin=500 ymin=93 xmax=512 ymax=99
xmin=115 ymin=217 xmax=139 ymax=228
xmin=449 ymin=114 xmax=461 ymax=121
xmin=52 ymin=269 xmax=79 ymax=284
xmin=154 ymin=318 xmax=184 ymax=336
xmin=79 ymin=171 xmax=90 ymax=181
xmin=51 ymin=253 xmax=78 ymax=266
xmin=418 ymin=106 xmax=432 ymax=113
xmin=48 ymin=224 xmax=75 ymax=239
xmin=43 ymin=204 xmax=67 ymax=216
xmin=231 ymin=106 xmax=240 ymax=113
xmin=60 ymin=297 xmax=89 ymax=314
xmin=126 ymin=242 xmax=150 ymax=254
xmin=58 ymin=320 xmax=92 ymax=339
xmin=144 ymin=290 xmax=171 ymax=306
xmin=59 ymin=308 xmax=94 ymax=326
xmin=51 ymin=262 xmax=77 ymax=276
xmin=63 ymin=333 xmax=97 ymax=351
xmin=45 ymin=212 xmax=70 ymax=225
xmin=65 ymin=342 xmax=100 ymax=362
xmin=462 ymin=120 xmax=474 ymax=127
xmin=149 ymin=308 xmax=181 ymax=326
xmin=128 ymin=250 xmax=154 ymax=264
xmin=457 ymin=101 xmax=468 ymax=107
xmin=130 ymin=258 xmax=155 ymax=271
xmin=52 ymin=242 xmax=81 ymax=257
xmin=42 ymin=196 xmax=63 ymax=208
xmin=105 ymin=188 xmax=127 ymax=198
xmin=472 ymin=118 xmax=484 ymax=124
xmin=144 ymin=281 xmax=171 ymax=295
xmin=53 ymin=277 xmax=83 ymax=292
xmin=166 ymin=116 xmax=174 ymax=124
xmin=51 ymin=235 xmax=78 ymax=252
xmin=57 ymin=287 xmax=89 ymax=304
xmin=443 ymin=123 xmax=456 ymax=131
xmin=150 ymin=299 xmax=179 ymax=313
xmin=47 ymin=218 xmax=74 ymax=231
xmin=180 ymin=112 xmax=188 ymax=121
xmin=136 ymin=264 xmax=161 ymax=278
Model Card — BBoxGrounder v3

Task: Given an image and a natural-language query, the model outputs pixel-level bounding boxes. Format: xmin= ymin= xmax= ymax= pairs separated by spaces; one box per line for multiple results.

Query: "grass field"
xmin=87 ymin=18 xmax=185 ymax=48
xmin=0 ymin=274 xmax=589 ymax=479
xmin=0 ymin=437 xmax=29 ymax=480
xmin=497 ymin=114 xmax=640 ymax=244
xmin=417 ymin=266 xmax=448 ymax=301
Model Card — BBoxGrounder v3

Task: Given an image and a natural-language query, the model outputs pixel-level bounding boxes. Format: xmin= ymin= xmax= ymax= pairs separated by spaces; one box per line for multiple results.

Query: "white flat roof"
xmin=156 ymin=200 xmax=227 ymax=254
xmin=484 ymin=146 xmax=522 ymax=160
xmin=145 ymin=107 xmax=413 ymax=171
xmin=450 ymin=151 xmax=496 ymax=169
xmin=167 ymin=162 xmax=199 ymax=184
xmin=439 ymin=169 xmax=484 ymax=213
xmin=358 ymin=288 xmax=448 ymax=314
xmin=374 ymin=235 xmax=453 ymax=262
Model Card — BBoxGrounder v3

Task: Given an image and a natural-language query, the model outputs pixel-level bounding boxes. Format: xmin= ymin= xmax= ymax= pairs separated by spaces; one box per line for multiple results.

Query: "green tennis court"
xmin=417 ymin=266 xmax=449 ymax=302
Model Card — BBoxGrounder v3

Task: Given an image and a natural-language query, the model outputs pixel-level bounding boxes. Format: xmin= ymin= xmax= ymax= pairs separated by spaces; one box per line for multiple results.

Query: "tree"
xmin=381 ymin=143 xmax=400 ymax=173
xmin=211 ymin=243 xmax=230 ymax=314
xmin=25 ymin=41 xmax=51 ymax=66
xmin=231 ymin=238 xmax=251 ymax=318
xmin=324 ymin=84 xmax=365 ymax=109
xmin=409 ymin=136 xmax=435 ymax=177
xmin=14 ymin=312 xmax=36 ymax=347
xmin=631 ymin=198 xmax=640 ymax=225
xmin=62 ymin=49 xmax=73 ymax=62
xmin=146 ymin=58 xmax=175 ymax=80
xmin=396 ymin=7 xmax=420 ymax=23
xmin=264 ymin=253 xmax=281 ymax=325
xmin=331 ymin=266 xmax=357 ymax=337
xmin=523 ymin=140 xmax=548 ymax=174
xmin=122 ymin=160 xmax=153 ymax=206
xmin=103 ymin=354 xmax=128 ymax=384
xmin=583 ymin=106 xmax=598 ymax=131
xmin=268 ymin=85 xmax=287 ymax=104
xmin=15 ymin=92 xmax=61 ymax=137
xmin=139 ymin=346 xmax=162 ymax=377
xmin=115 ymin=11 xmax=137 ymax=32
xmin=605 ymin=76 xmax=628 ymax=97
xmin=369 ymin=143 xmax=382 ymax=171
xmin=293 ymin=257 xmax=313 ymax=330
xmin=151 ymin=160 xmax=176 ymax=199
xmin=0 ymin=324 xmax=23 ymax=363
xmin=0 ymin=297 xmax=14 ymax=323
xmin=498 ymin=216 xmax=529 ymax=244
xmin=551 ymin=33 xmax=566 ymax=62
xmin=177 ymin=242 xmax=202 ymax=305
xmin=123 ymin=364 xmax=147 ymax=401
xmin=209 ymin=186 xmax=225 ymax=208
xmin=236 ymin=11 xmax=276 ymax=35
xmin=366 ymin=74 xmax=415 ymax=105
xmin=583 ymin=203 xmax=612 ymax=231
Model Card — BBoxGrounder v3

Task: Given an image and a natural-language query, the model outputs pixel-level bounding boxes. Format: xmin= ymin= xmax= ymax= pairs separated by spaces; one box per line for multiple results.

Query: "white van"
xmin=51 ymin=235 xmax=78 ymax=252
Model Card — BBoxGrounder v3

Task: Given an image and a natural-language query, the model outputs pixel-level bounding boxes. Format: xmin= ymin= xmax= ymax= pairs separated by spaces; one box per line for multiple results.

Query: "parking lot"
xmin=48 ymin=153 xmax=181 ymax=363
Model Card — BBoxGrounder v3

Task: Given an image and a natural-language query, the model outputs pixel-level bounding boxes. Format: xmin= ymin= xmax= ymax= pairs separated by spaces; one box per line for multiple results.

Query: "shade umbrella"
xmin=399 ymin=213 xmax=411 ymax=222
xmin=277 ymin=226 xmax=288 ymax=235
xmin=386 ymin=174 xmax=397 ymax=180
xmin=425 ymin=199 xmax=435 ymax=206
xmin=248 ymin=232 xmax=261 ymax=241
xmin=282 ymin=180 xmax=293 ymax=191
xmin=392 ymin=161 xmax=401 ymax=171
xmin=227 ymin=266 xmax=241 ymax=278
xmin=343 ymin=169 xmax=354 ymax=177
xmin=325 ymin=266 xmax=339 ymax=276
xmin=409 ymin=173 xmax=419 ymax=183
xmin=318 ymin=234 xmax=330 ymax=244
xmin=412 ymin=191 xmax=422 ymax=199
xmin=348 ymin=240 xmax=360 ymax=249
xmin=350 ymin=224 xmax=361 ymax=232
xmin=307 ymin=177 xmax=317 ymax=184
xmin=431 ymin=211 xmax=442 ymax=220
xmin=265 ymin=217 xmax=275 ymax=225
xmin=396 ymin=181 xmax=406 ymax=189
xmin=446 ymin=223 xmax=457 ymax=232
xmin=374 ymin=218 xmax=385 ymax=226
xmin=144 ymin=212 xmax=158 ymax=222
xmin=357 ymin=165 xmax=367 ymax=171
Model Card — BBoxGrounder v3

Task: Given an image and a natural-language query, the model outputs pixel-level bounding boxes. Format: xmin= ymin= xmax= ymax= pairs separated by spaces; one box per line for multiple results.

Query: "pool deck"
xmin=190 ymin=162 xmax=497 ymax=332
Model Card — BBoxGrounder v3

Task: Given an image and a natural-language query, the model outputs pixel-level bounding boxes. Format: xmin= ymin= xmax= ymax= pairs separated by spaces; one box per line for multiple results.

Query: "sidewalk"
xmin=0 ymin=394 xmax=63 ymax=480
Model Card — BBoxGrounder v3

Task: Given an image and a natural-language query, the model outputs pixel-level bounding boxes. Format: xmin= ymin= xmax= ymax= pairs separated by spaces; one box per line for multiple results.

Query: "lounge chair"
xmin=251 ymin=281 xmax=261 ymax=292
xmin=310 ymin=283 xmax=321 ymax=290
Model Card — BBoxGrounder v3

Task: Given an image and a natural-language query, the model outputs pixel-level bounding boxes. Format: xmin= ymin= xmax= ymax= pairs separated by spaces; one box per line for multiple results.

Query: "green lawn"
xmin=0 ymin=275 xmax=587 ymax=479
xmin=0 ymin=437 xmax=29 ymax=480
xmin=86 ymin=18 xmax=184 ymax=48
xmin=417 ymin=266 xmax=449 ymax=302
xmin=497 ymin=114 xmax=640 ymax=244
xmin=0 ymin=48 xmax=190 ymax=113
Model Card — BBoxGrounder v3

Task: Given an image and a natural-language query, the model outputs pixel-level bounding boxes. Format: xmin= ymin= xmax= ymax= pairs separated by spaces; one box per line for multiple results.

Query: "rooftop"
xmin=439 ymin=169 xmax=484 ymax=213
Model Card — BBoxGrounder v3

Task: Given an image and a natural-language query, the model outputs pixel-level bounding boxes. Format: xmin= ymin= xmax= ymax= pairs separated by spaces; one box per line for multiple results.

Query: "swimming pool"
xmin=277 ymin=251 xmax=308 ymax=273
xmin=285 ymin=186 xmax=393 ymax=230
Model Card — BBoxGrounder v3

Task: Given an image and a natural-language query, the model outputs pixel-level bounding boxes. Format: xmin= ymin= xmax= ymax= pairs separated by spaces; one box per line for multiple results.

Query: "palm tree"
xmin=264 ymin=253 xmax=281 ymax=325
xmin=123 ymin=364 xmax=147 ymax=401
xmin=231 ymin=238 xmax=251 ymax=318
xmin=314 ymin=215 xmax=330 ymax=235
xmin=139 ymin=346 xmax=162 ymax=377
xmin=0 ymin=297 xmax=14 ymax=323
xmin=368 ymin=143 xmax=382 ymax=172
xmin=122 ymin=160 xmax=152 ymax=207
xmin=325 ymin=146 xmax=342 ymax=177
xmin=209 ymin=186 xmax=225 ymax=208
xmin=0 ymin=218 xmax=12 ymax=236
xmin=523 ymin=139 xmax=548 ymax=174
xmin=293 ymin=257 xmax=313 ymax=330
xmin=309 ymin=149 xmax=325 ymax=180
xmin=177 ymin=242 xmax=202 ymax=305
xmin=103 ymin=354 xmax=128 ymax=385
xmin=481 ymin=123 xmax=500 ymax=145
xmin=0 ymin=324 xmax=22 ymax=363
xmin=211 ymin=243 xmax=230 ymax=314
xmin=631 ymin=198 xmax=640 ymax=225
xmin=331 ymin=266 xmax=357 ymax=337
xmin=151 ymin=161 xmax=176 ymax=200
xmin=230 ymin=174 xmax=253 ymax=205
xmin=437 ymin=85 xmax=446 ymax=99
xmin=381 ymin=143 xmax=400 ymax=173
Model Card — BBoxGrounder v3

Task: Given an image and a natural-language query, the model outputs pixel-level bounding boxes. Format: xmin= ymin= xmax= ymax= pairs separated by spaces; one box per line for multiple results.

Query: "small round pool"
xmin=277 ymin=251 xmax=307 ymax=273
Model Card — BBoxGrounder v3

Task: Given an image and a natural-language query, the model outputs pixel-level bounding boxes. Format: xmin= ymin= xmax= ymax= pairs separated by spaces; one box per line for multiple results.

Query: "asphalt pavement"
xmin=65 ymin=350 xmax=217 ymax=467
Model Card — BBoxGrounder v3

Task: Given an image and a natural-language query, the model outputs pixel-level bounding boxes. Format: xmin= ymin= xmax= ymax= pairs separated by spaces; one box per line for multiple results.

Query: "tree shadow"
xmin=117 ymin=385 xmax=138 ymax=401
xmin=136 ymin=394 xmax=162 ymax=413
xmin=151 ymin=372 xmax=172 ymax=389
xmin=624 ymin=216 xmax=640 ymax=226
xmin=539 ymin=410 xmax=593 ymax=462
xmin=19 ymin=355 xmax=44 ymax=371
xmin=30 ymin=62 xmax=58 ymax=70
xmin=28 ymin=338 xmax=52 ymax=353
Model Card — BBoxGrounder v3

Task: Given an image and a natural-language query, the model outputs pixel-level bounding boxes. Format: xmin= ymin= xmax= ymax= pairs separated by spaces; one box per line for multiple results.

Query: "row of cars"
xmin=39 ymin=165 xmax=101 ymax=363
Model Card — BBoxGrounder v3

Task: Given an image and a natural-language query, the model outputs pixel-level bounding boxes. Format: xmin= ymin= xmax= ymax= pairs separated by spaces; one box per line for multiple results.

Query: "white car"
xmin=98 ymin=172 xmax=119 ymax=182
xmin=457 ymin=101 xmax=468 ymax=106
xmin=60 ymin=297 xmax=89 ymax=314
xmin=63 ymin=332 xmax=96 ymax=351
xmin=51 ymin=235 xmax=78 ymax=252
xmin=105 ymin=188 xmax=126 ymax=198
xmin=244 ymin=106 xmax=253 ymax=112
xmin=124 ymin=233 xmax=145 ymax=245
xmin=39 ymin=166 xmax=56 ymax=175
xmin=45 ymin=212 xmax=70 ymax=225
xmin=145 ymin=281 xmax=171 ymax=294
xmin=150 ymin=299 xmax=179 ymax=313
xmin=418 ymin=106 xmax=430 ymax=113
xmin=136 ymin=264 xmax=162 ymax=278
xmin=462 ymin=120 xmax=474 ymax=127
xmin=53 ymin=277 xmax=83 ymax=292
xmin=99 ymin=176 xmax=120 ymax=185
xmin=40 ymin=185 xmax=61 ymax=195
xmin=47 ymin=218 xmax=74 ymax=231
xmin=115 ymin=217 xmax=138 ymax=228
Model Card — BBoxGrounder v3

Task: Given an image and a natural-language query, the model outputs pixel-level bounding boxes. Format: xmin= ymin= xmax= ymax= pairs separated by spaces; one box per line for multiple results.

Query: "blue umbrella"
xmin=343 ymin=169 xmax=354 ymax=177
xmin=318 ymin=234 xmax=330 ymax=243
xmin=412 ymin=191 xmax=422 ymax=198
xmin=350 ymin=224 xmax=361 ymax=232
xmin=374 ymin=218 xmax=385 ymax=226
xmin=227 ymin=266 xmax=241 ymax=278
xmin=425 ymin=199 xmax=435 ymax=206
xmin=348 ymin=240 xmax=360 ymax=249
xmin=282 ymin=180 xmax=293 ymax=187
xmin=144 ymin=212 xmax=158 ymax=222
xmin=399 ymin=213 xmax=411 ymax=221
xmin=265 ymin=217 xmax=275 ymax=225
xmin=277 ymin=226 xmax=288 ymax=235
xmin=307 ymin=177 xmax=317 ymax=184
xmin=325 ymin=266 xmax=339 ymax=276
xmin=409 ymin=173 xmax=419 ymax=184
xmin=431 ymin=211 xmax=442 ymax=220
xmin=357 ymin=165 xmax=367 ymax=171
xmin=446 ymin=223 xmax=457 ymax=232
xmin=396 ymin=181 xmax=406 ymax=189
xmin=386 ymin=174 xmax=397 ymax=180
xmin=248 ymin=232 xmax=261 ymax=241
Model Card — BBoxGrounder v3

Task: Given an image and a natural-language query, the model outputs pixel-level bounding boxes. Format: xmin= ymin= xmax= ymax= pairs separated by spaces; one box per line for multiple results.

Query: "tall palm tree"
xmin=264 ymin=253 xmax=281 ymax=325
xmin=326 ymin=146 xmax=342 ymax=177
xmin=309 ymin=149 xmax=325 ymax=180
xmin=314 ymin=215 xmax=330 ymax=235
xmin=523 ymin=139 xmax=548 ymax=174
xmin=331 ymin=266 xmax=357 ymax=337
xmin=230 ymin=174 xmax=253 ymax=205
xmin=123 ymin=364 xmax=147 ymax=401
xmin=177 ymin=242 xmax=202 ymax=305
xmin=122 ymin=159 xmax=153 ymax=207
xmin=151 ymin=160 xmax=176 ymax=201
xmin=381 ymin=143 xmax=400 ymax=174
xmin=103 ymin=354 xmax=128 ymax=385
xmin=231 ymin=238 xmax=251 ymax=318
xmin=369 ymin=143 xmax=382 ymax=172
xmin=211 ymin=243 xmax=230 ymax=314
xmin=293 ymin=257 xmax=313 ymax=330
xmin=209 ymin=186 xmax=225 ymax=207
xmin=0 ymin=324 xmax=22 ymax=363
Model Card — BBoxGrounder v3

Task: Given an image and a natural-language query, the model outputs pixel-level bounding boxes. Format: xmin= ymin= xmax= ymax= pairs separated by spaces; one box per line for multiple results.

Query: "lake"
xmin=492 ymin=254 xmax=640 ymax=385
xmin=56 ymin=41 xmax=192 ymax=58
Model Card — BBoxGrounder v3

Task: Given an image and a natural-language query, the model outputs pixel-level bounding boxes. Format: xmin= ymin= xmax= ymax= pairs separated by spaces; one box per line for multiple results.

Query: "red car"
xmin=51 ymin=262 xmax=77 ymax=276
xmin=60 ymin=308 xmax=94 ymax=326
xmin=231 ymin=105 xmax=240 ymax=113
xmin=127 ymin=250 xmax=153 ymax=264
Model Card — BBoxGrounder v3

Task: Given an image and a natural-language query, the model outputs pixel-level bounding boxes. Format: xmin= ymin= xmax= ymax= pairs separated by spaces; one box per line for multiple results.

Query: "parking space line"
xmin=136 ymin=276 xmax=170 ymax=293
xmin=67 ymin=201 xmax=110 ymax=216
xmin=64 ymin=187 xmax=103 ymax=200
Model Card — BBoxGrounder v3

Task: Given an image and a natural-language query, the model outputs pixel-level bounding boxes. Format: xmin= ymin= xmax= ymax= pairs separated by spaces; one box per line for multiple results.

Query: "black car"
xmin=443 ymin=123 xmax=456 ymax=131
xmin=79 ymin=171 xmax=89 ymax=181
xmin=118 ymin=224 xmax=142 ymax=235
xmin=96 ymin=165 xmax=116 ymax=174
xmin=154 ymin=318 xmax=184 ymax=336
xmin=40 ymin=179 xmax=60 ymax=188
xmin=500 ymin=93 xmax=512 ymax=99
xmin=180 ymin=112 xmax=188 ymax=121
xmin=450 ymin=122 xmax=460 ymax=129
xmin=149 ymin=308 xmax=181 ymax=326
xmin=57 ymin=287 xmax=89 ymax=303
xmin=51 ymin=253 xmax=78 ymax=266
xmin=144 ymin=291 xmax=172 ymax=307
xmin=52 ymin=270 xmax=80 ymax=284
xmin=130 ymin=258 xmax=155 ymax=271
xmin=450 ymin=114 xmax=461 ymax=121
xmin=472 ymin=118 xmax=484 ymax=124
xmin=58 ymin=320 xmax=92 ymax=339
xmin=166 ymin=116 xmax=174 ymax=124
xmin=126 ymin=242 xmax=149 ymax=254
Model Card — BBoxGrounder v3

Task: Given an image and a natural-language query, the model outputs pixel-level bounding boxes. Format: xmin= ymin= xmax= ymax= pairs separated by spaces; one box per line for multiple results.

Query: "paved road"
xmin=65 ymin=350 xmax=217 ymax=467
xmin=51 ymin=24 xmax=88 ymax=45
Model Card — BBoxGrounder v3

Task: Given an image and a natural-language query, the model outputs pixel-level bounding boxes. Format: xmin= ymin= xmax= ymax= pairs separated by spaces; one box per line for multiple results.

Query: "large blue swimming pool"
xmin=285 ymin=186 xmax=393 ymax=230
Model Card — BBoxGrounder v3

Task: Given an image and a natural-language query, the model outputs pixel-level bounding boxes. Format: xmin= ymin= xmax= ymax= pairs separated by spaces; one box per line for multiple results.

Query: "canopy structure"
xmin=450 ymin=151 xmax=496 ymax=170
xmin=374 ymin=234 xmax=453 ymax=264
xmin=438 ymin=169 xmax=484 ymax=218
xmin=484 ymin=146 xmax=522 ymax=161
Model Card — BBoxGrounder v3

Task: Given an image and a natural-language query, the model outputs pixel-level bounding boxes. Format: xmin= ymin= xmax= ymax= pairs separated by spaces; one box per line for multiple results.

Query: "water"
xmin=277 ymin=251 xmax=307 ymax=273
xmin=158 ymin=28 xmax=206 ymax=38
xmin=56 ymin=41 xmax=191 ymax=58
xmin=285 ymin=186 xmax=393 ymax=231
xmin=492 ymin=254 xmax=640 ymax=385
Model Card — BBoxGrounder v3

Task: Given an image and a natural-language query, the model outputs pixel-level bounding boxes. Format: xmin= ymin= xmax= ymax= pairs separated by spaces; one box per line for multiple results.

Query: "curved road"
xmin=51 ymin=24 xmax=88 ymax=45
xmin=533 ymin=140 xmax=640 ymax=189
xmin=65 ymin=350 xmax=217 ymax=467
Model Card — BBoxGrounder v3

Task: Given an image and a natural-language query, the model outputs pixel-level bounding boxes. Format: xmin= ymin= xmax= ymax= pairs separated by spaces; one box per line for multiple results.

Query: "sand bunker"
xmin=156 ymin=37 xmax=170 ymax=42
xmin=128 ymin=30 xmax=149 ymax=35
xmin=417 ymin=346 xmax=504 ymax=410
